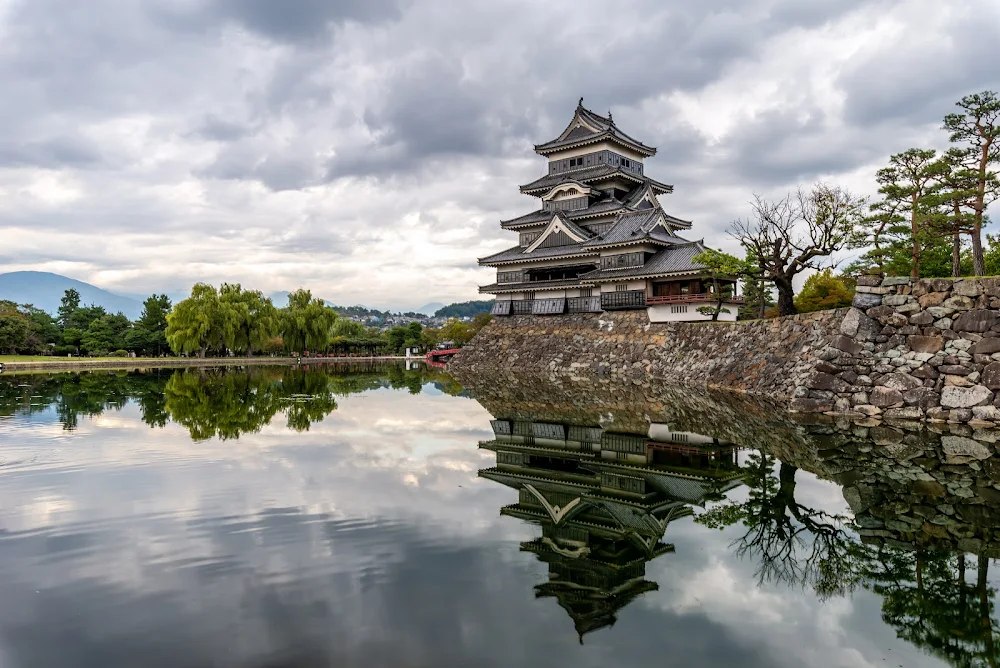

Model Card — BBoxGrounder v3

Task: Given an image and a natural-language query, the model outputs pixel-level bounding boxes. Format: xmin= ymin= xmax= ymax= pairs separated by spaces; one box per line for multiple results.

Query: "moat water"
xmin=0 ymin=363 xmax=998 ymax=667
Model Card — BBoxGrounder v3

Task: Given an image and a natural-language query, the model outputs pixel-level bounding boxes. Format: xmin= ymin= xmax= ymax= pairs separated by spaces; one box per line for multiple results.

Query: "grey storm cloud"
xmin=0 ymin=0 xmax=997 ymax=309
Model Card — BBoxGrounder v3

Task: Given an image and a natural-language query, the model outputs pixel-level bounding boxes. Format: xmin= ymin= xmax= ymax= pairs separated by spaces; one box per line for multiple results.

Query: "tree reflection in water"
xmin=698 ymin=452 xmax=1000 ymax=666
xmin=0 ymin=362 xmax=464 ymax=439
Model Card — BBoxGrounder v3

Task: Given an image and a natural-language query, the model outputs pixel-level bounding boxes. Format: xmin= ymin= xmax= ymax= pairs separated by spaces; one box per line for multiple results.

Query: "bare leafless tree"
xmin=730 ymin=183 xmax=866 ymax=316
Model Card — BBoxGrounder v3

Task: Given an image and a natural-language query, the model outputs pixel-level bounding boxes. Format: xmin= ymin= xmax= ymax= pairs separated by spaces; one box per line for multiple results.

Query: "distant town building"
xmin=480 ymin=99 xmax=742 ymax=322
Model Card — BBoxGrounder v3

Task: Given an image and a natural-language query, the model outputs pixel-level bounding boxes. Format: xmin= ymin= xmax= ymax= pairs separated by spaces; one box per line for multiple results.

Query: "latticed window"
xmin=601 ymin=252 xmax=643 ymax=270
xmin=498 ymin=271 xmax=522 ymax=283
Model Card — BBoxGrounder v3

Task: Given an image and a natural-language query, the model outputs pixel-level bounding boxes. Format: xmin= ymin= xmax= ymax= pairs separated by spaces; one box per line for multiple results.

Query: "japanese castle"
xmin=479 ymin=416 xmax=744 ymax=641
xmin=481 ymin=99 xmax=741 ymax=321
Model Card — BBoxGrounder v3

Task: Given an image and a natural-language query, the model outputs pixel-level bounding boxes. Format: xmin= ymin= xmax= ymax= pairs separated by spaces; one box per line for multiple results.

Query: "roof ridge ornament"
xmin=607 ymin=110 xmax=613 ymax=124
xmin=578 ymin=96 xmax=584 ymax=108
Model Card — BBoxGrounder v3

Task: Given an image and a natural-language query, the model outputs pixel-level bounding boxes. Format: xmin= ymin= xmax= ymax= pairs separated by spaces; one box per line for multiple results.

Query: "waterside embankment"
xmin=1 ymin=356 xmax=409 ymax=374
xmin=451 ymin=276 xmax=1000 ymax=425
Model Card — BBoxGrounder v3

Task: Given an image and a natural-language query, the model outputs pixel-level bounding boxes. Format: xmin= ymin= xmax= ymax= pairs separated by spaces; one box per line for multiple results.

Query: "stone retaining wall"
xmin=451 ymin=308 xmax=847 ymax=399
xmin=451 ymin=275 xmax=1000 ymax=425
xmin=813 ymin=276 xmax=1000 ymax=425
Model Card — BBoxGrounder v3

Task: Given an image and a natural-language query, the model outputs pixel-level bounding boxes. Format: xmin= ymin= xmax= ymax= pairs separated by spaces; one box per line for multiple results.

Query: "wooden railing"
xmin=567 ymin=296 xmax=602 ymax=313
xmin=646 ymin=293 xmax=745 ymax=306
xmin=600 ymin=290 xmax=646 ymax=310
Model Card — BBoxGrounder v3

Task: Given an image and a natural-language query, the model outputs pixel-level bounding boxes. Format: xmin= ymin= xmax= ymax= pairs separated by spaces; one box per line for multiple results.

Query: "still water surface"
xmin=0 ymin=363 xmax=997 ymax=667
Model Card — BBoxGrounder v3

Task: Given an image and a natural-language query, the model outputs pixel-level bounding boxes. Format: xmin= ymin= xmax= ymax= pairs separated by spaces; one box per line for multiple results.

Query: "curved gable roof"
xmin=535 ymin=101 xmax=657 ymax=157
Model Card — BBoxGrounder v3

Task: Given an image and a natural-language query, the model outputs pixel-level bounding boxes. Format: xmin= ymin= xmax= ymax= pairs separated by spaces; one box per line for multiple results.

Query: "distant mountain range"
xmin=0 ymin=272 xmax=484 ymax=320
xmin=0 ymin=271 xmax=144 ymax=319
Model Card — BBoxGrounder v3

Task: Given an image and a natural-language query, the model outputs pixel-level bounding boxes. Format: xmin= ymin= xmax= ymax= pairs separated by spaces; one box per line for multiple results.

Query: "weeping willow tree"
xmin=281 ymin=289 xmax=338 ymax=353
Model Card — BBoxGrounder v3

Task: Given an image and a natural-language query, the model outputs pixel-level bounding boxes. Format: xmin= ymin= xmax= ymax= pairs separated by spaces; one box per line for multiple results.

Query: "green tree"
xmin=943 ymin=90 xmax=1000 ymax=276
xmin=732 ymin=183 xmax=866 ymax=316
xmin=0 ymin=301 xmax=30 ymax=354
xmin=926 ymin=150 xmax=981 ymax=277
xmin=793 ymin=270 xmax=855 ymax=313
xmin=60 ymin=327 xmax=84 ymax=355
xmin=281 ymin=289 xmax=337 ymax=353
xmin=857 ymin=148 xmax=940 ymax=279
xmin=80 ymin=315 xmax=117 ymax=355
xmin=128 ymin=294 xmax=172 ymax=356
xmin=691 ymin=249 xmax=750 ymax=321
xmin=20 ymin=305 xmax=60 ymax=353
xmin=166 ymin=283 xmax=224 ymax=357
xmin=57 ymin=289 xmax=81 ymax=329
xmin=219 ymin=284 xmax=279 ymax=356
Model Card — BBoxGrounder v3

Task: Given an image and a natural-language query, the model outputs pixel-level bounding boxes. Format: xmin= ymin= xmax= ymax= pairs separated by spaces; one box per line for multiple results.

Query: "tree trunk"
xmin=711 ymin=273 xmax=721 ymax=321
xmin=199 ymin=344 xmax=207 ymax=359
xmin=910 ymin=199 xmax=921 ymax=279
xmin=972 ymin=219 xmax=985 ymax=277
xmin=953 ymin=232 xmax=963 ymax=277
xmin=775 ymin=277 xmax=797 ymax=316
xmin=979 ymin=555 xmax=997 ymax=666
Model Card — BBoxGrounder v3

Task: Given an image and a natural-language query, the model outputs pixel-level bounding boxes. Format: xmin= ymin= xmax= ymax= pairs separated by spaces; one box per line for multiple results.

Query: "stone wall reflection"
xmin=466 ymin=370 xmax=1000 ymax=662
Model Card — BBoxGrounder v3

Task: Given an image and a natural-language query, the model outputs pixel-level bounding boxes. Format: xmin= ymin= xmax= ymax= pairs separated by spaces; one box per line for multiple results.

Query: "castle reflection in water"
xmin=479 ymin=416 xmax=745 ymax=641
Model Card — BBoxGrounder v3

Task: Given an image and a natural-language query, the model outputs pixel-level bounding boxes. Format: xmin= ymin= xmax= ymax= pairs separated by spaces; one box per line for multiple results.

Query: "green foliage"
xmin=850 ymin=148 xmax=940 ymax=278
xmin=429 ymin=313 xmax=492 ymax=349
xmin=433 ymin=300 xmax=493 ymax=318
xmin=165 ymin=283 xmax=224 ymax=357
xmin=281 ymin=288 xmax=337 ymax=353
xmin=0 ymin=301 xmax=30 ymax=354
xmin=57 ymin=289 xmax=81 ymax=329
xmin=129 ymin=294 xmax=172 ymax=356
xmin=793 ymin=270 xmax=855 ymax=313
xmin=219 ymin=283 xmax=279 ymax=356
xmin=692 ymin=249 xmax=750 ymax=321
xmin=80 ymin=315 xmax=117 ymax=356
xmin=942 ymin=90 xmax=1000 ymax=275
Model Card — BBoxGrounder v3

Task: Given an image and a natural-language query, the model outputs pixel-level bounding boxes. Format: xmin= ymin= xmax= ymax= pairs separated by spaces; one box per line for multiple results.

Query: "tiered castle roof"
xmin=480 ymin=100 xmax=712 ymax=286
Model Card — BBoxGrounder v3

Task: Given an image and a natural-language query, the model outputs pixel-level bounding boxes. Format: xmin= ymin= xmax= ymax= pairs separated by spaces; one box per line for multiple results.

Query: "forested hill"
xmin=434 ymin=300 xmax=492 ymax=318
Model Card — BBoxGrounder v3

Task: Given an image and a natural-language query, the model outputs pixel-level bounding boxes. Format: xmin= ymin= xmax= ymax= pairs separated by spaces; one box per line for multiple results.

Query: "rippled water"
xmin=0 ymin=363 xmax=997 ymax=667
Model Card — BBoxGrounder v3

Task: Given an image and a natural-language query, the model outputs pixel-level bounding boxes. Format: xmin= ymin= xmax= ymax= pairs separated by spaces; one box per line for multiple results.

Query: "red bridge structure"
xmin=425 ymin=348 xmax=461 ymax=367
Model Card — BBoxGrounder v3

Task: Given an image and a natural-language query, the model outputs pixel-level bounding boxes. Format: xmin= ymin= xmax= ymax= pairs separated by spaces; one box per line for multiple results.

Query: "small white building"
xmin=479 ymin=100 xmax=742 ymax=322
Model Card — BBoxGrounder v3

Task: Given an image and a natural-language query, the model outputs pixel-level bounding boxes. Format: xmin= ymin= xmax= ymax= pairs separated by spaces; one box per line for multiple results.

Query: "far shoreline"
xmin=0 ymin=356 xmax=415 ymax=374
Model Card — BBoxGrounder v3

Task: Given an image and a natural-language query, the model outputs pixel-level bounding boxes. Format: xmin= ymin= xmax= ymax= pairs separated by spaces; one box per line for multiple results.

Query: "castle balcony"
xmin=493 ymin=296 xmax=602 ymax=317
xmin=600 ymin=290 xmax=646 ymax=310
xmin=645 ymin=293 xmax=745 ymax=306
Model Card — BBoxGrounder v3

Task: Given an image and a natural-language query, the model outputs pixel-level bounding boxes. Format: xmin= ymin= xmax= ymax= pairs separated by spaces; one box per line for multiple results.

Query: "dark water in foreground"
xmin=1 ymin=363 xmax=999 ymax=667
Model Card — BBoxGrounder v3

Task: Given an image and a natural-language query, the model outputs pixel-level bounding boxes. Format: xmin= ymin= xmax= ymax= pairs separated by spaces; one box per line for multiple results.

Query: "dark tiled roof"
xmin=534 ymin=103 xmax=656 ymax=157
xmin=579 ymin=242 xmax=709 ymax=281
xmin=500 ymin=198 xmax=629 ymax=229
xmin=521 ymin=169 xmax=671 ymax=196
xmin=521 ymin=165 xmax=622 ymax=193
xmin=478 ymin=243 xmax=599 ymax=266
xmin=573 ymin=197 xmax=628 ymax=219
xmin=553 ymin=211 xmax=595 ymax=241
xmin=582 ymin=208 xmax=688 ymax=249
xmin=500 ymin=209 xmax=553 ymax=228
xmin=479 ymin=278 xmax=587 ymax=293
xmin=662 ymin=212 xmax=693 ymax=230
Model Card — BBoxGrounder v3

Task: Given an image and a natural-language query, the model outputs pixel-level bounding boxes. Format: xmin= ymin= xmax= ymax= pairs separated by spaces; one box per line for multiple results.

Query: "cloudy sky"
xmin=1 ymin=0 xmax=997 ymax=311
